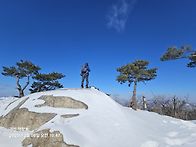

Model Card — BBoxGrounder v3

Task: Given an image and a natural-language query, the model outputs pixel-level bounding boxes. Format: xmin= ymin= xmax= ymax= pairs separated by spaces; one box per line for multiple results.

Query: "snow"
xmin=0 ymin=88 xmax=196 ymax=147
xmin=0 ymin=97 xmax=19 ymax=116
xmin=192 ymin=120 xmax=196 ymax=124
xmin=141 ymin=141 xmax=159 ymax=147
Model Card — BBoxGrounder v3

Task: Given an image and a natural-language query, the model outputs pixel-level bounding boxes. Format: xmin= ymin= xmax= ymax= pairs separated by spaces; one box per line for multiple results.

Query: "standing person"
xmin=80 ymin=63 xmax=90 ymax=88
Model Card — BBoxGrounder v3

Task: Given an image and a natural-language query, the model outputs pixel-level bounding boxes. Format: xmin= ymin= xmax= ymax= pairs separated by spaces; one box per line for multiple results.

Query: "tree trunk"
xmin=16 ymin=76 xmax=24 ymax=98
xmin=19 ymin=90 xmax=24 ymax=98
xmin=15 ymin=76 xmax=30 ymax=98
xmin=130 ymin=81 xmax=137 ymax=110
xmin=22 ymin=76 xmax=30 ymax=91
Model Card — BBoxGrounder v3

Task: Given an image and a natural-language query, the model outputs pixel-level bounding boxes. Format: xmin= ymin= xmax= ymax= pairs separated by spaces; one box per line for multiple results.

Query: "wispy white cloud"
xmin=106 ymin=0 xmax=137 ymax=32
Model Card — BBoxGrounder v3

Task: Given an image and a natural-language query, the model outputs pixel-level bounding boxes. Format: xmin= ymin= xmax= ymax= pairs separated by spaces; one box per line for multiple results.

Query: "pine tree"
xmin=116 ymin=60 xmax=157 ymax=110
xmin=2 ymin=60 xmax=41 ymax=97
xmin=161 ymin=46 xmax=196 ymax=68
xmin=30 ymin=72 xmax=65 ymax=93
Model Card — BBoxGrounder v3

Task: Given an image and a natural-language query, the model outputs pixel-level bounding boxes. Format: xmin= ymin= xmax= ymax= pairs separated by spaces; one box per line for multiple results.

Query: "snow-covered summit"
xmin=0 ymin=88 xmax=196 ymax=147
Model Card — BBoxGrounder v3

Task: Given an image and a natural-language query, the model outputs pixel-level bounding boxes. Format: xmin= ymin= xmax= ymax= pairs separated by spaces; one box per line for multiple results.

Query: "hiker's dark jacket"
xmin=80 ymin=64 xmax=90 ymax=77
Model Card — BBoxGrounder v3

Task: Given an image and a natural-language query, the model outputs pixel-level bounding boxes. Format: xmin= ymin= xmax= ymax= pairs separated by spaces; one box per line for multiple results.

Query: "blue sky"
xmin=0 ymin=0 xmax=196 ymax=102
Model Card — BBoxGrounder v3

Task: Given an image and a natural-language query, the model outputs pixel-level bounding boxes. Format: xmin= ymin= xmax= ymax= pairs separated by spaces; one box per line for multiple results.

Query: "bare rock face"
xmin=0 ymin=94 xmax=87 ymax=147
xmin=35 ymin=95 xmax=88 ymax=109
xmin=61 ymin=114 xmax=79 ymax=118
xmin=22 ymin=129 xmax=79 ymax=147
xmin=0 ymin=95 xmax=88 ymax=131
xmin=0 ymin=108 xmax=56 ymax=131
xmin=0 ymin=97 xmax=56 ymax=130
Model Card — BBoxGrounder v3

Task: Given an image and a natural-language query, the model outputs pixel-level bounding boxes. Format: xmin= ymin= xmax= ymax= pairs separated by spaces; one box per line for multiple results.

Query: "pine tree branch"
xmin=22 ymin=76 xmax=30 ymax=91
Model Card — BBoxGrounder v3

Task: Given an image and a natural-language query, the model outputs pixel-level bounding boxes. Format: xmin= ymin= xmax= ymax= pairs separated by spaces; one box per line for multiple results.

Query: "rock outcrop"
xmin=22 ymin=129 xmax=79 ymax=147
xmin=35 ymin=95 xmax=88 ymax=109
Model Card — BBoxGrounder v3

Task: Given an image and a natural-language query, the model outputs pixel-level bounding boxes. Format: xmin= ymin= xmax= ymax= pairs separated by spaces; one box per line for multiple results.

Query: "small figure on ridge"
xmin=80 ymin=63 xmax=90 ymax=88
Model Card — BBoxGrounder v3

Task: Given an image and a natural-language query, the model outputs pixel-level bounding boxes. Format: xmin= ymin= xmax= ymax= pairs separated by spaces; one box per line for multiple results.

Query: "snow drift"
xmin=0 ymin=88 xmax=196 ymax=147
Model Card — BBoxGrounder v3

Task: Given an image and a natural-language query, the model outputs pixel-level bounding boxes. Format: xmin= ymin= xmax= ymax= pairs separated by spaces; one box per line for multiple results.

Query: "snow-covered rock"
xmin=0 ymin=88 xmax=196 ymax=147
